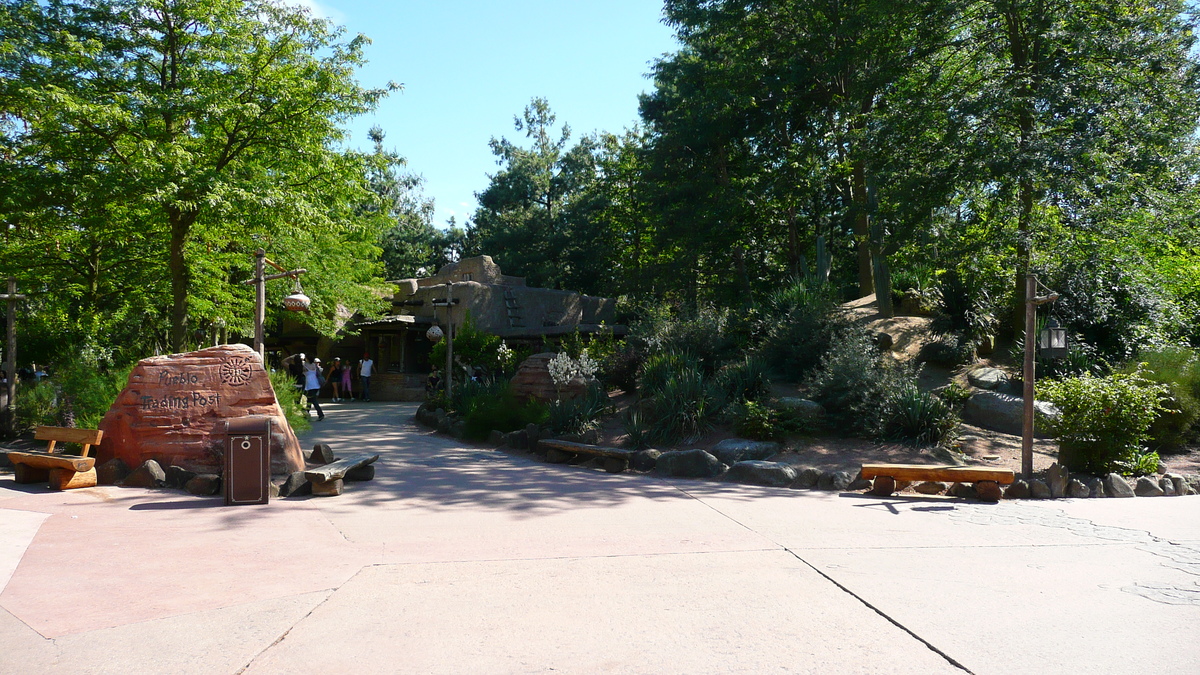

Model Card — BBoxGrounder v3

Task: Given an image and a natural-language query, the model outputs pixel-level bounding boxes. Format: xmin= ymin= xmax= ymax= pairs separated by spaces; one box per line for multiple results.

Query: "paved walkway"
xmin=1 ymin=402 xmax=1198 ymax=674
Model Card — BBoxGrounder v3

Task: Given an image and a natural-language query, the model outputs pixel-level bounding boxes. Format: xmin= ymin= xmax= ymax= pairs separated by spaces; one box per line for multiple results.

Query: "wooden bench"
xmin=860 ymin=463 xmax=1015 ymax=502
xmin=537 ymin=439 xmax=632 ymax=473
xmin=304 ymin=454 xmax=379 ymax=496
xmin=7 ymin=426 xmax=104 ymax=490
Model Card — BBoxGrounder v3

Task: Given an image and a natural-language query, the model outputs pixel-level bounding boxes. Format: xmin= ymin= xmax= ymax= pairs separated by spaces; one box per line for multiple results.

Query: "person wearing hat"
xmin=303 ymin=356 xmax=325 ymax=420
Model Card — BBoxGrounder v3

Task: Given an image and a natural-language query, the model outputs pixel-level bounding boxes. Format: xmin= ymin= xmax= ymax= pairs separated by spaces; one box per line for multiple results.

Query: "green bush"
xmin=621 ymin=407 xmax=651 ymax=449
xmin=12 ymin=352 xmax=131 ymax=433
xmin=547 ymin=384 xmax=608 ymax=436
xmin=638 ymin=351 xmax=697 ymax=396
xmin=806 ymin=329 xmax=906 ymax=436
xmin=1121 ymin=346 xmax=1200 ymax=451
xmin=14 ymin=381 xmax=57 ymax=432
xmin=757 ymin=282 xmax=848 ymax=381
xmin=647 ymin=366 xmax=716 ymax=445
xmin=935 ymin=382 xmax=973 ymax=406
xmin=449 ymin=379 xmax=548 ymax=440
xmin=711 ymin=356 xmax=771 ymax=405
xmin=1037 ymin=368 xmax=1169 ymax=476
xmin=883 ymin=383 xmax=960 ymax=445
xmin=270 ymin=368 xmax=312 ymax=434
xmin=733 ymin=400 xmax=778 ymax=441
xmin=631 ymin=304 xmax=743 ymax=374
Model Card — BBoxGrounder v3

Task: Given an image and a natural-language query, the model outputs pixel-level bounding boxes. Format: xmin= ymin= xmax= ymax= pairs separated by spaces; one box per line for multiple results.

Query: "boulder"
xmin=654 ymin=449 xmax=724 ymax=479
xmin=309 ymin=443 xmax=336 ymax=465
xmin=345 ymin=464 xmax=375 ymax=481
xmin=848 ymin=477 xmax=873 ymax=491
xmin=1029 ymin=479 xmax=1052 ymax=499
xmin=506 ymin=430 xmax=529 ymax=450
xmin=630 ymin=449 xmax=661 ymax=472
xmin=725 ymin=461 xmax=797 ymax=488
xmin=165 ymin=465 xmax=197 ymax=489
xmin=974 ymin=481 xmax=1002 ymax=502
xmin=185 ymin=474 xmax=221 ymax=496
xmin=915 ymin=481 xmax=947 ymax=495
xmin=96 ymin=344 xmax=304 ymax=476
xmin=775 ymin=398 xmax=824 ymax=418
xmin=963 ymin=391 xmax=1058 ymax=437
xmin=1134 ymin=477 xmax=1164 ymax=497
xmin=1046 ymin=463 xmax=1069 ymax=499
xmin=121 ymin=460 xmax=166 ymax=488
xmin=487 ymin=430 xmax=505 ymax=446
xmin=1067 ymin=479 xmax=1090 ymax=498
xmin=790 ymin=467 xmax=822 ymax=489
xmin=509 ymin=353 xmax=593 ymax=403
xmin=1166 ymin=474 xmax=1186 ymax=497
xmin=1159 ymin=477 xmax=1176 ymax=496
xmin=817 ymin=470 xmax=854 ymax=491
xmin=278 ymin=471 xmax=311 ymax=497
xmin=1086 ymin=477 xmax=1105 ymax=498
xmin=1004 ymin=480 xmax=1031 ymax=499
xmin=711 ymin=439 xmax=781 ymax=465
xmin=525 ymin=423 xmax=542 ymax=444
xmin=967 ymin=367 xmax=1007 ymax=390
xmin=1104 ymin=473 xmax=1135 ymax=498
xmin=95 ymin=458 xmax=130 ymax=485
xmin=948 ymin=482 xmax=977 ymax=499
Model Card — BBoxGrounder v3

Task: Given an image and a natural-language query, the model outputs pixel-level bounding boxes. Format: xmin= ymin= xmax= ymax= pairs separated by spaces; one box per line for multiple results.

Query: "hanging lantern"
xmin=426 ymin=325 xmax=444 ymax=342
xmin=282 ymin=277 xmax=311 ymax=312
xmin=1039 ymin=317 xmax=1068 ymax=359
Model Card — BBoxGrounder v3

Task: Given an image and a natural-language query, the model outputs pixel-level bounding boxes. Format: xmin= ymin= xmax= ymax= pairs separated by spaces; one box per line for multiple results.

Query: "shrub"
xmin=733 ymin=400 xmax=778 ymax=441
xmin=757 ymin=282 xmax=848 ymax=381
xmin=1037 ymin=368 xmax=1169 ymax=476
xmin=14 ymin=381 xmax=57 ymax=432
xmin=917 ymin=332 xmax=976 ymax=368
xmin=1121 ymin=346 xmax=1200 ymax=451
xmin=632 ymin=304 xmax=741 ymax=374
xmin=711 ymin=356 xmax=771 ymax=405
xmin=935 ymin=382 xmax=972 ymax=406
xmin=269 ymin=368 xmax=312 ymax=434
xmin=647 ymin=366 xmax=715 ymax=445
xmin=548 ymin=384 xmax=609 ymax=436
xmin=638 ymin=351 xmax=697 ymax=396
xmin=621 ymin=407 xmax=651 ymax=449
xmin=883 ymin=383 xmax=960 ymax=445
xmin=602 ymin=344 xmax=643 ymax=393
xmin=458 ymin=380 xmax=548 ymax=440
xmin=806 ymin=329 xmax=906 ymax=436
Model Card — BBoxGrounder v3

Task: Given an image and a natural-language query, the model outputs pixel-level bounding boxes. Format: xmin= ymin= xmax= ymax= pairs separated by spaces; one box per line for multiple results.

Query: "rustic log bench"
xmin=6 ymin=426 xmax=104 ymax=490
xmin=860 ymin=463 xmax=1015 ymax=502
xmin=537 ymin=439 xmax=632 ymax=473
xmin=304 ymin=454 xmax=379 ymax=496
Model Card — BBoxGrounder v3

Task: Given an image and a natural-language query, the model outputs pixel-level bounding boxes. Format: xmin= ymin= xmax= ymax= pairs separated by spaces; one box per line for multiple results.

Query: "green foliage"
xmin=14 ymin=381 xmax=57 ymax=433
xmin=429 ymin=314 xmax=515 ymax=379
xmin=936 ymin=382 xmax=973 ymax=406
xmin=459 ymin=382 xmax=548 ymax=441
xmin=621 ymin=407 xmax=652 ymax=450
xmin=883 ymin=384 xmax=960 ymax=446
xmin=269 ymin=368 xmax=312 ymax=435
xmin=547 ymin=385 xmax=609 ymax=436
xmin=638 ymin=351 xmax=697 ymax=396
xmin=633 ymin=304 xmax=744 ymax=374
xmin=733 ymin=400 xmax=779 ymax=441
xmin=646 ymin=366 xmax=716 ymax=445
xmin=807 ymin=330 xmax=906 ymax=436
xmin=12 ymin=347 xmax=131 ymax=433
xmin=756 ymin=282 xmax=848 ymax=381
xmin=711 ymin=356 xmax=772 ymax=406
xmin=1121 ymin=347 xmax=1200 ymax=451
xmin=1038 ymin=369 xmax=1171 ymax=476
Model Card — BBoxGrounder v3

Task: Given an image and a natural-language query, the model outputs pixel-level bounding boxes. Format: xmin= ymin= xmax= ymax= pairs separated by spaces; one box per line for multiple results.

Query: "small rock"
xmin=487 ymin=430 xmax=505 ymax=446
xmin=654 ymin=449 xmax=724 ymax=479
xmin=775 ymin=398 xmax=824 ymax=418
xmin=345 ymin=464 xmax=375 ymax=481
xmin=1046 ymin=463 xmax=1069 ymax=499
xmin=1104 ymin=473 xmax=1136 ymax=498
xmin=525 ymin=423 xmax=541 ymax=444
xmin=1004 ymin=480 xmax=1030 ymax=499
xmin=1086 ymin=477 xmax=1104 ymax=498
xmin=1067 ymin=479 xmax=1090 ymax=498
xmin=121 ymin=460 xmax=166 ymax=488
xmin=974 ymin=481 xmax=1001 ymax=502
xmin=818 ymin=470 xmax=854 ymax=491
xmin=1029 ymin=479 xmax=1052 ymax=499
xmin=185 ymin=474 xmax=221 ymax=496
xmin=790 ymin=467 xmax=822 ymax=489
xmin=1164 ymin=474 xmax=1185 ymax=497
xmin=310 ymin=443 xmax=335 ymax=465
xmin=915 ymin=481 xmax=947 ymax=495
xmin=725 ymin=461 xmax=797 ymax=488
xmin=895 ymin=480 xmax=912 ymax=491
xmin=630 ymin=449 xmax=661 ymax=472
xmin=1159 ymin=477 xmax=1175 ymax=496
xmin=1185 ymin=474 xmax=1200 ymax=495
xmin=967 ymin=367 xmax=1007 ymax=390
xmin=96 ymin=458 xmax=130 ymax=485
xmin=278 ymin=471 xmax=311 ymax=497
xmin=869 ymin=475 xmax=896 ymax=496
xmin=1135 ymin=477 xmax=1164 ymax=497
xmin=949 ymin=482 xmax=977 ymax=499
xmin=981 ymin=455 xmax=1001 ymax=461
xmin=449 ymin=420 xmax=466 ymax=439
xmin=848 ymin=477 xmax=873 ymax=491
xmin=506 ymin=430 xmax=528 ymax=450
xmin=166 ymin=465 xmax=196 ymax=489
xmin=711 ymin=439 xmax=781 ymax=465
xmin=875 ymin=332 xmax=895 ymax=350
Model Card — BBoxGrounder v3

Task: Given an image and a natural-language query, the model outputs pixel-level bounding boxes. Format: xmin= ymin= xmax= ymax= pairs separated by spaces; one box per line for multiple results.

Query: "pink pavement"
xmin=1 ymin=401 xmax=1198 ymax=675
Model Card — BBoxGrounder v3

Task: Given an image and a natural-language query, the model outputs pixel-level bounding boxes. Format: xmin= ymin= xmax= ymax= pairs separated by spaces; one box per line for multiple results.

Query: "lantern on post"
xmin=425 ymin=325 xmax=444 ymax=342
xmin=241 ymin=250 xmax=307 ymax=362
xmin=1038 ymin=318 xmax=1068 ymax=360
xmin=282 ymin=278 xmax=311 ymax=312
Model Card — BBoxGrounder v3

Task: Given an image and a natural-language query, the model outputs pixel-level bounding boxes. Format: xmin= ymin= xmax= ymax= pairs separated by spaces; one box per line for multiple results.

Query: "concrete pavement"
xmin=1 ymin=402 xmax=1198 ymax=674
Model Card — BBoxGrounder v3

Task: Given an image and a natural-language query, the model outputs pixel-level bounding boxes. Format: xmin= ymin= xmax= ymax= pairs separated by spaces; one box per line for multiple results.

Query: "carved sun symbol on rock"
xmin=219 ymin=358 xmax=254 ymax=386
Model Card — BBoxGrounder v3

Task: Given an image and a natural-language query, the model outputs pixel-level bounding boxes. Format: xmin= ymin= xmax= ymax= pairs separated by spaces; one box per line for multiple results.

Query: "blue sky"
xmin=291 ymin=0 xmax=679 ymax=227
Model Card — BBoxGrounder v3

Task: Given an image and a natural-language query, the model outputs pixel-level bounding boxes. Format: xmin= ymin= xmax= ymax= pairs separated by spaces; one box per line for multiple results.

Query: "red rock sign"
xmin=97 ymin=344 xmax=304 ymax=475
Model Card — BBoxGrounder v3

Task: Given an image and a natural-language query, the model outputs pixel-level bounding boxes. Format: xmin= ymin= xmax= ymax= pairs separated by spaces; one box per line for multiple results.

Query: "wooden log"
xmin=859 ymin=463 xmax=1015 ymax=485
xmin=869 ymin=475 xmax=897 ymax=496
xmin=14 ymin=463 xmax=49 ymax=484
xmin=304 ymin=454 xmax=379 ymax=484
xmin=35 ymin=426 xmax=103 ymax=457
xmin=311 ymin=478 xmax=344 ymax=497
xmin=6 ymin=451 xmax=96 ymax=472
xmin=601 ymin=457 xmax=628 ymax=474
xmin=536 ymin=439 xmax=633 ymax=460
xmin=48 ymin=467 xmax=97 ymax=491
xmin=345 ymin=464 xmax=375 ymax=481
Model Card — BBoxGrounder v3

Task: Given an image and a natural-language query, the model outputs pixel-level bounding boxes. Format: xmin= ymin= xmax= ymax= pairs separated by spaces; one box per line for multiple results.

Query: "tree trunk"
xmin=851 ymin=159 xmax=873 ymax=297
xmin=168 ymin=207 xmax=198 ymax=353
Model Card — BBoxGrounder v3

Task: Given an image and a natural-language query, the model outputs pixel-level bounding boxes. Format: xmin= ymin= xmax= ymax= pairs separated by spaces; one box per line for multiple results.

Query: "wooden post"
xmin=1 ymin=278 xmax=28 ymax=436
xmin=254 ymin=249 xmax=266 ymax=363
xmin=1021 ymin=275 xmax=1037 ymax=478
xmin=444 ymin=282 xmax=454 ymax=401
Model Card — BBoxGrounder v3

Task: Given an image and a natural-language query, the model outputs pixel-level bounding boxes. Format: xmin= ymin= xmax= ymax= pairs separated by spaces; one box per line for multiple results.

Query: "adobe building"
xmin=272 ymin=256 xmax=623 ymax=401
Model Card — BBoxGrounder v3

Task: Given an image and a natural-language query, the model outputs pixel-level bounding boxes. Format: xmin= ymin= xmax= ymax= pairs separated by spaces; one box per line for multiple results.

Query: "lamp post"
xmin=1022 ymin=274 xmax=1058 ymax=478
xmin=240 ymin=249 xmax=307 ymax=363
xmin=0 ymin=278 xmax=27 ymax=436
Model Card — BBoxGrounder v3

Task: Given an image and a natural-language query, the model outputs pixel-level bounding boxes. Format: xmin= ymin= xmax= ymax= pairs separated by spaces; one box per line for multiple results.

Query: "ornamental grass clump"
xmin=1037 ymin=368 xmax=1170 ymax=476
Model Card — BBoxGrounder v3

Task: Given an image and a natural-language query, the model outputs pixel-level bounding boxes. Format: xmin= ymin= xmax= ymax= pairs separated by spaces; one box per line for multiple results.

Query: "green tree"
xmin=1 ymin=0 xmax=398 ymax=353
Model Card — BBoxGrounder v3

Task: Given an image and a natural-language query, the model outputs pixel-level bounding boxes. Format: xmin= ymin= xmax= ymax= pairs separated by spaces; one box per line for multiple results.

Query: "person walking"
xmin=327 ymin=357 xmax=344 ymax=402
xmin=341 ymin=358 xmax=355 ymax=401
xmin=304 ymin=357 xmax=325 ymax=420
xmin=359 ymin=353 xmax=374 ymax=402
